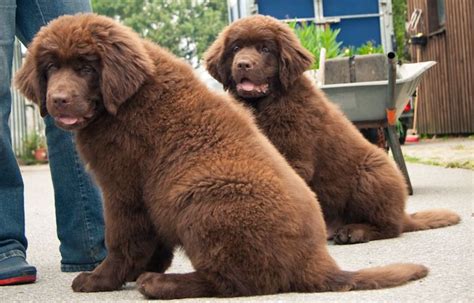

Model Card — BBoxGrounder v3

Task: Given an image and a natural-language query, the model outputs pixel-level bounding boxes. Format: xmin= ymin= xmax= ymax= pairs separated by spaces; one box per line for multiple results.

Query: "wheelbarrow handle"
xmin=386 ymin=52 xmax=397 ymax=125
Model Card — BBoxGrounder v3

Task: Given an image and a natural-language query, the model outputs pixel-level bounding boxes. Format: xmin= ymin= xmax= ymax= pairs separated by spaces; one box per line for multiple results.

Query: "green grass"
xmin=452 ymin=144 xmax=465 ymax=150
xmin=419 ymin=134 xmax=474 ymax=140
xmin=404 ymin=155 xmax=474 ymax=170
xmin=445 ymin=161 xmax=474 ymax=169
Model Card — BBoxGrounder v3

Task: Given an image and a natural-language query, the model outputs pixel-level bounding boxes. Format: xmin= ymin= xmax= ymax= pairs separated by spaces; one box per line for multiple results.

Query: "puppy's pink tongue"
xmin=58 ymin=117 xmax=78 ymax=125
xmin=238 ymin=81 xmax=256 ymax=91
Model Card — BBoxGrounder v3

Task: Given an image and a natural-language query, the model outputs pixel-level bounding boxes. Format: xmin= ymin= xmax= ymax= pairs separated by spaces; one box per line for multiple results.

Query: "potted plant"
xmin=21 ymin=132 xmax=48 ymax=164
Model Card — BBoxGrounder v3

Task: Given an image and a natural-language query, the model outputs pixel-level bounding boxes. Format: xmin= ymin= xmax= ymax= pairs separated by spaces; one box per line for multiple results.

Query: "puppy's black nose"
xmin=51 ymin=93 xmax=70 ymax=106
xmin=237 ymin=59 xmax=253 ymax=70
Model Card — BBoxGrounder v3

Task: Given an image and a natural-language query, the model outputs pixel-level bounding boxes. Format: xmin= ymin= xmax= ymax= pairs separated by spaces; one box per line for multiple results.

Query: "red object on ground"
xmin=406 ymin=134 xmax=420 ymax=143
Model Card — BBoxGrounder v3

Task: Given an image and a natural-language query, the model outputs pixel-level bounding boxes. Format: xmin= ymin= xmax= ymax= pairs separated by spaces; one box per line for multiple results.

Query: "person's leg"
xmin=0 ymin=0 xmax=36 ymax=285
xmin=15 ymin=0 xmax=106 ymax=272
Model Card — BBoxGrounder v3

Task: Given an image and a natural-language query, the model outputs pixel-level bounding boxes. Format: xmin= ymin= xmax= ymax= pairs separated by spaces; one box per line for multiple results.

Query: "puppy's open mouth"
xmin=56 ymin=116 xmax=83 ymax=125
xmin=54 ymin=113 xmax=94 ymax=129
xmin=236 ymin=79 xmax=269 ymax=98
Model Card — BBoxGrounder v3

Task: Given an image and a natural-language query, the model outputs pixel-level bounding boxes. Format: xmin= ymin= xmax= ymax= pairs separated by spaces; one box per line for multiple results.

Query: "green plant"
xmin=290 ymin=21 xmax=386 ymax=69
xmin=288 ymin=21 xmax=342 ymax=69
xmin=20 ymin=132 xmax=47 ymax=165
xmin=341 ymin=41 xmax=384 ymax=57
xmin=392 ymin=0 xmax=408 ymax=61
xmin=355 ymin=41 xmax=384 ymax=55
xmin=419 ymin=133 xmax=434 ymax=139
xmin=396 ymin=119 xmax=405 ymax=137
xmin=341 ymin=46 xmax=356 ymax=57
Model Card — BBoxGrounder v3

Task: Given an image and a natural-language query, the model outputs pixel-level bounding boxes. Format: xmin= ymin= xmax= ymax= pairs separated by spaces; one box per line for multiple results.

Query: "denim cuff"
xmin=0 ymin=249 xmax=26 ymax=262
xmin=60 ymin=260 xmax=102 ymax=272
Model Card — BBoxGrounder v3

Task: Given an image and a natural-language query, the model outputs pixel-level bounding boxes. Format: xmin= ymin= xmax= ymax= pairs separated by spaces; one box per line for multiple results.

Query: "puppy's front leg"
xmin=71 ymin=194 xmax=172 ymax=292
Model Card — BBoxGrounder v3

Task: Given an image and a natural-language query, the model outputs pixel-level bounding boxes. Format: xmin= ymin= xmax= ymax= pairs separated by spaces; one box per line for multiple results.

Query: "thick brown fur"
xmin=204 ymin=15 xmax=460 ymax=244
xmin=15 ymin=14 xmax=428 ymax=299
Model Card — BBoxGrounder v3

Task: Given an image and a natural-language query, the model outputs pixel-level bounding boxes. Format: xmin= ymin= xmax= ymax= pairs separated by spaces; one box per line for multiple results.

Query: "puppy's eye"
xmin=261 ymin=47 xmax=270 ymax=53
xmin=46 ymin=63 xmax=58 ymax=72
xmin=79 ymin=65 xmax=95 ymax=74
xmin=232 ymin=45 xmax=240 ymax=53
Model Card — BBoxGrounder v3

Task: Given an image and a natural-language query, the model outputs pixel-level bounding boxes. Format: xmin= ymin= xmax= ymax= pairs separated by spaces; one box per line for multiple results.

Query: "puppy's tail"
xmin=349 ymin=263 xmax=428 ymax=290
xmin=328 ymin=263 xmax=428 ymax=291
xmin=402 ymin=209 xmax=460 ymax=232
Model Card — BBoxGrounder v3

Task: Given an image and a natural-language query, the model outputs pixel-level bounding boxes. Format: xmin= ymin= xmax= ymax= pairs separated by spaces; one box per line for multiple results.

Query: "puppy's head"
xmin=14 ymin=13 xmax=154 ymax=130
xmin=204 ymin=15 xmax=313 ymax=100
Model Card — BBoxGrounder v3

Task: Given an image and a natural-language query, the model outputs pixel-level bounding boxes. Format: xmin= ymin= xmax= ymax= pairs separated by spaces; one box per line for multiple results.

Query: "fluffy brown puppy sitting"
xmin=204 ymin=15 xmax=460 ymax=244
xmin=15 ymin=14 xmax=428 ymax=299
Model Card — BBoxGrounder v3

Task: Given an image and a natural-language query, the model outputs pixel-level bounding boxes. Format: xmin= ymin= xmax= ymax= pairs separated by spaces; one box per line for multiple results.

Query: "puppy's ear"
xmin=278 ymin=25 xmax=314 ymax=90
xmin=14 ymin=52 xmax=48 ymax=117
xmin=96 ymin=25 xmax=154 ymax=115
xmin=203 ymin=34 xmax=231 ymax=89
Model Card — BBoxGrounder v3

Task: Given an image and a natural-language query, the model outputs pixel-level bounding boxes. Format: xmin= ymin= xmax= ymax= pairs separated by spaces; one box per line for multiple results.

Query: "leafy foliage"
xmin=289 ymin=21 xmax=385 ymax=69
xmin=91 ymin=0 xmax=228 ymax=67
xmin=392 ymin=0 xmax=409 ymax=61
xmin=288 ymin=21 xmax=341 ymax=69
xmin=355 ymin=41 xmax=384 ymax=55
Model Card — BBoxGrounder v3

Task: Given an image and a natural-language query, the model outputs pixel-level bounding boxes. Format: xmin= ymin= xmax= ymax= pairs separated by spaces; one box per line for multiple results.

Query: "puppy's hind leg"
xmin=137 ymin=271 xmax=216 ymax=299
xmin=333 ymin=150 xmax=406 ymax=244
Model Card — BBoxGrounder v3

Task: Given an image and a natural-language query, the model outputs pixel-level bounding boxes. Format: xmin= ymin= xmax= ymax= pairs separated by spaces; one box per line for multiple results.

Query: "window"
xmin=436 ymin=0 xmax=445 ymax=27
xmin=427 ymin=0 xmax=445 ymax=33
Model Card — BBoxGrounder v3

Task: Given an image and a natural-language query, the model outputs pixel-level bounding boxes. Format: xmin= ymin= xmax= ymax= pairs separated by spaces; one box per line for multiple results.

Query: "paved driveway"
xmin=1 ymin=163 xmax=472 ymax=302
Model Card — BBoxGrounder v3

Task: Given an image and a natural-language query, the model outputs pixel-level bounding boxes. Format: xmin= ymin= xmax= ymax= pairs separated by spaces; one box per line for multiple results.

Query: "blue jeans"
xmin=0 ymin=0 xmax=106 ymax=272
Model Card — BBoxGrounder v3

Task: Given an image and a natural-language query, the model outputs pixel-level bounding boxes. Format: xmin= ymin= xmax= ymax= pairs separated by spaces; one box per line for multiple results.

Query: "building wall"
xmin=229 ymin=0 xmax=393 ymax=51
xmin=408 ymin=0 xmax=473 ymax=134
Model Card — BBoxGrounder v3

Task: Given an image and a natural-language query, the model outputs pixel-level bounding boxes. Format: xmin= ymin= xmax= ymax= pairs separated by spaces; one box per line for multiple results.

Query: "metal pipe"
xmin=386 ymin=51 xmax=397 ymax=125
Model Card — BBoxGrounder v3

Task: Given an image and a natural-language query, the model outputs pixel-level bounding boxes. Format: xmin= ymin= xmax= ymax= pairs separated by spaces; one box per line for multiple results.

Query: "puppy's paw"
xmin=137 ymin=272 xmax=167 ymax=299
xmin=334 ymin=225 xmax=369 ymax=244
xmin=72 ymin=272 xmax=122 ymax=292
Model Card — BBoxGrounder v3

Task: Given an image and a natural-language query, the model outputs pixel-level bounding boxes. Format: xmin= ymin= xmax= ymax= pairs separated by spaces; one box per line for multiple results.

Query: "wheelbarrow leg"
xmin=386 ymin=126 xmax=414 ymax=195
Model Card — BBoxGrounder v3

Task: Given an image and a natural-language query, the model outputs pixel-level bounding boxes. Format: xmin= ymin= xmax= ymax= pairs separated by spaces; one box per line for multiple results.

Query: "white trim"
xmin=280 ymin=16 xmax=340 ymax=24
xmin=327 ymin=13 xmax=382 ymax=19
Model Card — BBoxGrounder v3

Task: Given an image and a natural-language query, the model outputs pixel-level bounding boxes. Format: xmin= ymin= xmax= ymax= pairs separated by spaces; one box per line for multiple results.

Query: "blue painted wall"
xmin=256 ymin=0 xmax=382 ymax=48
xmin=322 ymin=0 xmax=378 ymax=16
xmin=323 ymin=0 xmax=381 ymax=47
xmin=329 ymin=18 xmax=381 ymax=48
xmin=258 ymin=0 xmax=314 ymax=19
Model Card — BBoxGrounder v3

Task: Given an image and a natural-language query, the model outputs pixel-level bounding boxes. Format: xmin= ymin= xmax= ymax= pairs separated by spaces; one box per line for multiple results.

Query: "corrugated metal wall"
xmin=10 ymin=39 xmax=28 ymax=157
xmin=408 ymin=0 xmax=474 ymax=134
xmin=10 ymin=39 xmax=45 ymax=158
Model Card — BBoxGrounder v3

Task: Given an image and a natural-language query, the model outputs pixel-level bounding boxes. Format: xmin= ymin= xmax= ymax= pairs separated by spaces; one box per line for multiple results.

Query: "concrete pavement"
xmin=1 ymin=163 xmax=472 ymax=302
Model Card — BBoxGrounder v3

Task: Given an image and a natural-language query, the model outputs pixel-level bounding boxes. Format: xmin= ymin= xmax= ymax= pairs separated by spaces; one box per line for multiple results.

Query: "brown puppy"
xmin=204 ymin=15 xmax=460 ymax=244
xmin=16 ymin=14 xmax=428 ymax=299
